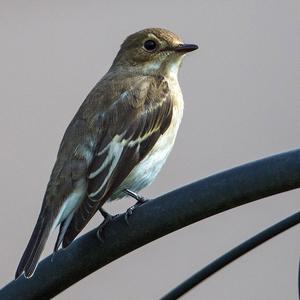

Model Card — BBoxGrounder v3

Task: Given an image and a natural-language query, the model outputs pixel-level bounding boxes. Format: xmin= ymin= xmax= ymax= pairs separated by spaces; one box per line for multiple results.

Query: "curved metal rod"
xmin=1 ymin=149 xmax=300 ymax=299
xmin=161 ymin=211 xmax=300 ymax=299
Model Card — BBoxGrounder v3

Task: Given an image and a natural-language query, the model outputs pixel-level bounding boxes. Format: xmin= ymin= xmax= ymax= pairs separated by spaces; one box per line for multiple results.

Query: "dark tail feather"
xmin=15 ymin=208 xmax=52 ymax=279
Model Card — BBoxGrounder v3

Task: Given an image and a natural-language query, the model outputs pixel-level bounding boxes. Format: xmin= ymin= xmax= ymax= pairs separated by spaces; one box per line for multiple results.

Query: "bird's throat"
xmin=142 ymin=56 xmax=183 ymax=80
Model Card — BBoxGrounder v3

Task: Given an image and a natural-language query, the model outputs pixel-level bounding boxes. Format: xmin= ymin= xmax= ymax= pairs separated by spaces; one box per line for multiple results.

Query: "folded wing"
xmin=62 ymin=75 xmax=173 ymax=247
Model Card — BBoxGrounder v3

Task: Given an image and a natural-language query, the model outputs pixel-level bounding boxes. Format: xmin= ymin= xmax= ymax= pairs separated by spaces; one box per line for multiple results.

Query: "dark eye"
xmin=143 ymin=40 xmax=157 ymax=51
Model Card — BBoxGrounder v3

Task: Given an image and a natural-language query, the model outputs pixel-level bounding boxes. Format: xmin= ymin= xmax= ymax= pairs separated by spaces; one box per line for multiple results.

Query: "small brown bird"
xmin=15 ymin=28 xmax=198 ymax=278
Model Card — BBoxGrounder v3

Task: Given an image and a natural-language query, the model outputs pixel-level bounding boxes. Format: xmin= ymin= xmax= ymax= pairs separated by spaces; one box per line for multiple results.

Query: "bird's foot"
xmin=96 ymin=207 xmax=118 ymax=242
xmin=123 ymin=189 xmax=149 ymax=224
xmin=123 ymin=189 xmax=148 ymax=204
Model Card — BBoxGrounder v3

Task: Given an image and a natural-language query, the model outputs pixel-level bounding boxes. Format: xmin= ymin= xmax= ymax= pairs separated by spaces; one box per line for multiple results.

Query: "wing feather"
xmin=62 ymin=75 xmax=173 ymax=247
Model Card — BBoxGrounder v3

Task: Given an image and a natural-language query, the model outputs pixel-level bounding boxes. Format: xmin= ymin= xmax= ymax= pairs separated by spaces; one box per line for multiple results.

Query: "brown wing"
xmin=62 ymin=75 xmax=173 ymax=247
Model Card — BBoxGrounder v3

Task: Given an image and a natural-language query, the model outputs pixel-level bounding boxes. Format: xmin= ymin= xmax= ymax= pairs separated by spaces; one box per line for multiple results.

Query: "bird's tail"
xmin=15 ymin=207 xmax=53 ymax=279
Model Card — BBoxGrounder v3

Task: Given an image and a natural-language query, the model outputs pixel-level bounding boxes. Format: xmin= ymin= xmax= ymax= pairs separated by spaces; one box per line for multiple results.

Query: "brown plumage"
xmin=63 ymin=75 xmax=173 ymax=247
xmin=15 ymin=28 xmax=198 ymax=278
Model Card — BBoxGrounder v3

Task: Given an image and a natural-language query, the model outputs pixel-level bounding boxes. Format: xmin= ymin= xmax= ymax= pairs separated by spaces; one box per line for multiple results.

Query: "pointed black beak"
xmin=174 ymin=43 xmax=199 ymax=53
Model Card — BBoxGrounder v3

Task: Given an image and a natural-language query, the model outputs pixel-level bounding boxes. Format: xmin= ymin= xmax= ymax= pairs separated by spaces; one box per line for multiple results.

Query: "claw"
xmin=124 ymin=206 xmax=134 ymax=225
xmin=123 ymin=189 xmax=149 ymax=224
xmin=96 ymin=207 xmax=118 ymax=242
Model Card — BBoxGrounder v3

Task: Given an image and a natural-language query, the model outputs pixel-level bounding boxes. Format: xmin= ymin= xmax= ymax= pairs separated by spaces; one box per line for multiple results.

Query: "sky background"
xmin=0 ymin=1 xmax=299 ymax=299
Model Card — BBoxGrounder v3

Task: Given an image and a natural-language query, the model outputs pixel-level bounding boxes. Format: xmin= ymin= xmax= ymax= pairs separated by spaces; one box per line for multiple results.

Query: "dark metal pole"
xmin=161 ymin=211 xmax=300 ymax=300
xmin=1 ymin=149 xmax=300 ymax=299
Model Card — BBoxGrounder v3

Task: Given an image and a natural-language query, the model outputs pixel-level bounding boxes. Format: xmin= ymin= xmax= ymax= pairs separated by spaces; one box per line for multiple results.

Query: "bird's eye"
xmin=143 ymin=40 xmax=157 ymax=51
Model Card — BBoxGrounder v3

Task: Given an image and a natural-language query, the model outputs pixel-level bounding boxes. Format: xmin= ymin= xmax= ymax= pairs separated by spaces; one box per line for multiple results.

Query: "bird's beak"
xmin=174 ymin=43 xmax=199 ymax=53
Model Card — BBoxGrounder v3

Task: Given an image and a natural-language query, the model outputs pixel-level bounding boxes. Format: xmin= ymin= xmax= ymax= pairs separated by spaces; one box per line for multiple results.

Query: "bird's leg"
xmin=96 ymin=207 xmax=118 ymax=242
xmin=124 ymin=189 xmax=147 ymax=203
xmin=123 ymin=189 xmax=149 ymax=224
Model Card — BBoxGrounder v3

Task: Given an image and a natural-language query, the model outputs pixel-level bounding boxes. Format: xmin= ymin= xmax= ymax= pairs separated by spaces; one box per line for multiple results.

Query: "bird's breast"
xmin=112 ymin=78 xmax=184 ymax=198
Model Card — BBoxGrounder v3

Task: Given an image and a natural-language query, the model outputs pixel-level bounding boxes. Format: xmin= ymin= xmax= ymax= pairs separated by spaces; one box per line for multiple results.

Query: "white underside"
xmin=112 ymin=76 xmax=184 ymax=199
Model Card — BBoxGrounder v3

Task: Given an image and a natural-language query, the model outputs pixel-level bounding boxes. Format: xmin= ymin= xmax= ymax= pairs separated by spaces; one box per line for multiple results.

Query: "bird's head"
xmin=111 ymin=28 xmax=198 ymax=78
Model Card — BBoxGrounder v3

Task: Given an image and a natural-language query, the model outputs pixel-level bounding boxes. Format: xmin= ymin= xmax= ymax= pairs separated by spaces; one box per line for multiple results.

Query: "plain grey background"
xmin=0 ymin=1 xmax=299 ymax=299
